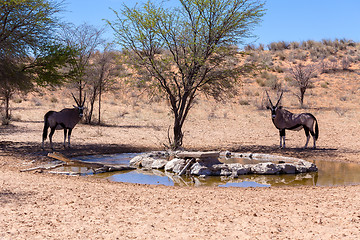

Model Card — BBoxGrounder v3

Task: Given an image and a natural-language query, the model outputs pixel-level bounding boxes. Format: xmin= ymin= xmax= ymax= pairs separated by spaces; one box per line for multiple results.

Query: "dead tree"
xmin=288 ymin=63 xmax=317 ymax=107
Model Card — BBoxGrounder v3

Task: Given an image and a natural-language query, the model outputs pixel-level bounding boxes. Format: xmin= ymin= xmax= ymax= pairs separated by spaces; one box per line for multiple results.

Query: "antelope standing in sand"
xmin=42 ymin=94 xmax=85 ymax=150
xmin=266 ymin=91 xmax=319 ymax=149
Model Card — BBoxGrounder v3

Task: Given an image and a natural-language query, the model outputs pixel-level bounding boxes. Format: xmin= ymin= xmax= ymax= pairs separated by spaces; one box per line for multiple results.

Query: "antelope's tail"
xmin=314 ymin=116 xmax=319 ymax=141
xmin=42 ymin=111 xmax=54 ymax=141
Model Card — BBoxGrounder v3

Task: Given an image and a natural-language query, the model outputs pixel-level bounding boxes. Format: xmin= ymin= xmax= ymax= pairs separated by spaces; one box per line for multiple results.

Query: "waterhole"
xmin=54 ymin=153 xmax=360 ymax=187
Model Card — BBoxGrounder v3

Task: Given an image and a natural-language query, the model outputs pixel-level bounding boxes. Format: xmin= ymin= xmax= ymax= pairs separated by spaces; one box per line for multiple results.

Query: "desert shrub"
xmin=268 ymin=41 xmax=289 ymax=51
xmin=244 ymin=44 xmax=256 ymax=51
xmin=288 ymin=49 xmax=308 ymax=61
xmin=50 ymin=96 xmax=58 ymax=103
xmin=256 ymin=78 xmax=265 ymax=87
xmin=341 ymin=55 xmax=353 ymax=70
xmin=271 ymin=64 xmax=284 ymax=73
xmin=328 ymin=56 xmax=338 ymax=71
xmin=276 ymin=52 xmax=286 ymax=61
xmin=347 ymin=49 xmax=356 ymax=56
xmin=320 ymin=82 xmax=329 ymax=88
xmin=207 ymin=111 xmax=217 ymax=120
xmin=289 ymin=41 xmax=300 ymax=49
xmin=1 ymin=115 xmax=10 ymax=125
xmin=322 ymin=39 xmax=333 ymax=46
xmin=118 ymin=110 xmax=129 ymax=118
xmin=301 ymin=40 xmax=317 ymax=50
xmin=239 ymin=99 xmax=250 ymax=105
xmin=334 ymin=107 xmax=347 ymax=117
xmin=256 ymin=71 xmax=281 ymax=90
xmin=245 ymin=51 xmax=273 ymax=69
xmin=32 ymin=98 xmax=42 ymax=106
xmin=13 ymin=98 xmax=22 ymax=103
xmin=257 ymin=43 xmax=265 ymax=51
xmin=339 ymin=95 xmax=348 ymax=101
xmin=309 ymin=45 xmax=334 ymax=60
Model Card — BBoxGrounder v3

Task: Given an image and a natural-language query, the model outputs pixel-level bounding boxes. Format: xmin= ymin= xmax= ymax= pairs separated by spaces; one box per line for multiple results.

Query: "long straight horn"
xmin=81 ymin=92 xmax=86 ymax=106
xmin=71 ymin=93 xmax=80 ymax=106
xmin=265 ymin=90 xmax=274 ymax=107
xmin=275 ymin=90 xmax=284 ymax=107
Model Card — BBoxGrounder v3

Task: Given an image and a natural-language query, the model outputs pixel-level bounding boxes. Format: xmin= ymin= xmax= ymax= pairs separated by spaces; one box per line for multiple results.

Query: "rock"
xmin=251 ymin=162 xmax=281 ymax=175
xmin=140 ymin=157 xmax=157 ymax=169
xmin=211 ymin=164 xmax=228 ymax=176
xmin=278 ymin=163 xmax=297 ymax=174
xmin=164 ymin=158 xmax=185 ymax=172
xmin=229 ymin=163 xmax=251 ymax=176
xmin=129 ymin=155 xmax=145 ymax=167
xmin=131 ymin=151 xmax=317 ymax=177
xmin=295 ymin=160 xmax=318 ymax=173
xmin=152 ymin=159 xmax=168 ymax=169
xmin=190 ymin=162 xmax=212 ymax=176
xmin=148 ymin=151 xmax=169 ymax=159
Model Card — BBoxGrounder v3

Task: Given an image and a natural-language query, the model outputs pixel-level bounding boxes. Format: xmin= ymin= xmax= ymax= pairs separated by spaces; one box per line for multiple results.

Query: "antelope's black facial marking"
xmin=74 ymin=105 xmax=84 ymax=117
xmin=78 ymin=106 xmax=84 ymax=118
xmin=270 ymin=106 xmax=277 ymax=119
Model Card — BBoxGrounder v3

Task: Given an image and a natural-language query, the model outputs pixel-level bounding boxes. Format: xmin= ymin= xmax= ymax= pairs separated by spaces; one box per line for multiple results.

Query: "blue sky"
xmin=62 ymin=0 xmax=360 ymax=47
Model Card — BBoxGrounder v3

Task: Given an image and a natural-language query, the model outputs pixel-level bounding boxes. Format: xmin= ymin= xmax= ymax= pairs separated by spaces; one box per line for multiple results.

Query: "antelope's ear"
xmin=73 ymin=105 xmax=77 ymax=108
xmin=278 ymin=106 xmax=283 ymax=109
xmin=266 ymin=106 xmax=271 ymax=109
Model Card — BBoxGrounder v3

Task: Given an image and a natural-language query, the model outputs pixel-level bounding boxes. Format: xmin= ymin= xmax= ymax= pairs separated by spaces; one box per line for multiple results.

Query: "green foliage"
xmin=26 ymin=44 xmax=79 ymax=86
xmin=0 ymin=0 xmax=75 ymax=121
xmin=0 ymin=0 xmax=62 ymax=58
xmin=108 ymin=0 xmax=265 ymax=149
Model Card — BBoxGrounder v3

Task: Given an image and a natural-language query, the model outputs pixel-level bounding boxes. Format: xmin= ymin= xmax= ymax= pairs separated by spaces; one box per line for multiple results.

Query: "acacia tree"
xmin=288 ymin=63 xmax=317 ymax=107
xmin=0 ymin=0 xmax=77 ymax=123
xmin=109 ymin=0 xmax=265 ymax=149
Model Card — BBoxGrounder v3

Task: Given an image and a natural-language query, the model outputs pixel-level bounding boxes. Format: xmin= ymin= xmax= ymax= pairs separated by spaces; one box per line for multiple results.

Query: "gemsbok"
xmin=42 ymin=94 xmax=85 ymax=150
xmin=266 ymin=91 xmax=319 ymax=149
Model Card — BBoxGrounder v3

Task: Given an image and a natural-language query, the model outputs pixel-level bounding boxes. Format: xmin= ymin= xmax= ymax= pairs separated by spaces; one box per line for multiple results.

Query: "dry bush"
xmin=300 ymin=40 xmax=317 ymax=50
xmin=245 ymin=51 xmax=273 ymax=69
xmin=256 ymin=71 xmax=281 ymax=90
xmin=289 ymin=41 xmax=300 ymax=49
xmin=341 ymin=55 xmax=353 ymax=70
xmin=288 ymin=49 xmax=308 ymax=62
xmin=287 ymin=63 xmax=317 ymax=107
xmin=244 ymin=44 xmax=256 ymax=51
xmin=267 ymin=41 xmax=289 ymax=51
xmin=271 ymin=64 xmax=284 ymax=73
xmin=275 ymin=52 xmax=286 ymax=61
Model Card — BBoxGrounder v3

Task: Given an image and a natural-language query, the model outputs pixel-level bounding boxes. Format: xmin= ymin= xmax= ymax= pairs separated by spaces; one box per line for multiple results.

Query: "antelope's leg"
xmin=68 ymin=128 xmax=73 ymax=148
xmin=311 ymin=131 xmax=317 ymax=149
xmin=63 ymin=129 xmax=68 ymax=148
xmin=304 ymin=127 xmax=310 ymax=148
xmin=49 ymin=127 xmax=56 ymax=150
xmin=280 ymin=129 xmax=286 ymax=148
xmin=41 ymin=136 xmax=45 ymax=150
xmin=282 ymin=136 xmax=286 ymax=148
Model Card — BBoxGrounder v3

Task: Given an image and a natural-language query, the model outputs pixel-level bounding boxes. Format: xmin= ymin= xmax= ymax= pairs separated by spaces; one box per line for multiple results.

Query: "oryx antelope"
xmin=42 ymin=94 xmax=85 ymax=150
xmin=266 ymin=91 xmax=319 ymax=149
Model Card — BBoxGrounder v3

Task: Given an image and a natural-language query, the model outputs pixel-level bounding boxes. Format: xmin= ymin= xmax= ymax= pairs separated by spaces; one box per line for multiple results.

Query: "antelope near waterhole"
xmin=42 ymin=94 xmax=85 ymax=150
xmin=266 ymin=91 xmax=319 ymax=149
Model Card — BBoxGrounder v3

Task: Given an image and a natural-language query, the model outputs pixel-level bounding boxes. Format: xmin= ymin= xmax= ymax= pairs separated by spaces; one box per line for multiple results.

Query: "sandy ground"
xmin=1 ymin=94 xmax=360 ymax=239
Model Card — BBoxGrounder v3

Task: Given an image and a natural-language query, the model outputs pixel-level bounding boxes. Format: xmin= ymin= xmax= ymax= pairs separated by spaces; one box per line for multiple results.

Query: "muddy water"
xmin=56 ymin=153 xmax=360 ymax=187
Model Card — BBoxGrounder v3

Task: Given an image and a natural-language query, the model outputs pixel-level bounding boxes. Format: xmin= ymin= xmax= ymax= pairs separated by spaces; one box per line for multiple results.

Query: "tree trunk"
xmin=98 ymin=83 xmax=102 ymax=125
xmin=300 ymin=87 xmax=306 ymax=107
xmin=87 ymin=99 xmax=94 ymax=124
xmin=4 ymin=95 xmax=10 ymax=120
xmin=173 ymin=116 xmax=183 ymax=150
xmin=4 ymin=90 xmax=12 ymax=121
